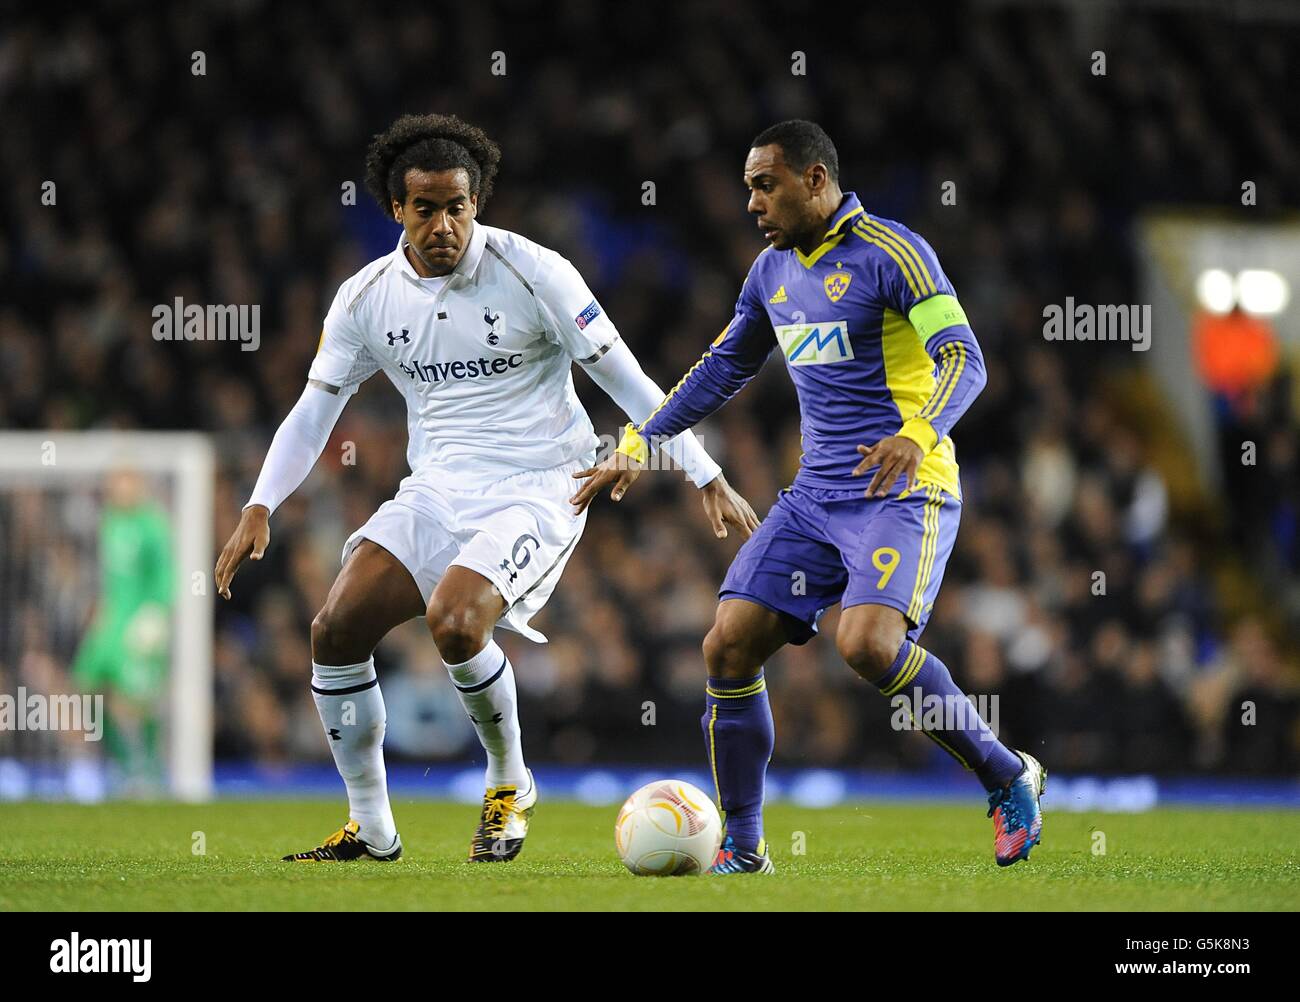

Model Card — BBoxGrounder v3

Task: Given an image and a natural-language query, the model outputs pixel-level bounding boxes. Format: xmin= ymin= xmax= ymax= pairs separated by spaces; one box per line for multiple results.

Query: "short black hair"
xmin=364 ymin=113 xmax=502 ymax=213
xmin=751 ymin=120 xmax=839 ymax=183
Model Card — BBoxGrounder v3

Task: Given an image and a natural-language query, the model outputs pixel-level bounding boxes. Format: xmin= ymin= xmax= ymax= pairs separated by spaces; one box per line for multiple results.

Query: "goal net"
xmin=0 ymin=432 xmax=214 ymax=801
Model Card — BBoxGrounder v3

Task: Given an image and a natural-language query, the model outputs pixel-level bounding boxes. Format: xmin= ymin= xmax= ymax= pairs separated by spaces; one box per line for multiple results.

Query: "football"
xmin=614 ymin=779 xmax=722 ymax=876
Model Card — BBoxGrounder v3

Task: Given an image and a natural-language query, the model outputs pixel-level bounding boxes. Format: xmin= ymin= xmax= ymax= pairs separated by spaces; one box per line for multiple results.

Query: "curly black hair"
xmin=363 ymin=113 xmax=502 ymax=214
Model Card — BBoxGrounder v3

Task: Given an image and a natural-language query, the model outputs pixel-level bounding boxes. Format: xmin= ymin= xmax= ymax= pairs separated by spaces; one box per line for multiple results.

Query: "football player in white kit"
xmin=214 ymin=114 xmax=757 ymax=863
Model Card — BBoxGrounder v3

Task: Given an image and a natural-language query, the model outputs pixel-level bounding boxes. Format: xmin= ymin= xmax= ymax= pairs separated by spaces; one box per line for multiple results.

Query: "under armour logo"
xmin=328 ymin=728 xmax=342 ymax=741
xmin=468 ymin=712 xmax=504 ymax=725
xmin=386 ymin=329 xmax=411 ymax=346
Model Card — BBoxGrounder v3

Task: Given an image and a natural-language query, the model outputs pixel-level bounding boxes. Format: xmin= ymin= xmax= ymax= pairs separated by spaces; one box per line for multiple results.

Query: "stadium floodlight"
xmin=1195 ymin=268 xmax=1236 ymax=314
xmin=1236 ymin=269 xmax=1290 ymax=317
xmin=0 ymin=431 xmax=214 ymax=801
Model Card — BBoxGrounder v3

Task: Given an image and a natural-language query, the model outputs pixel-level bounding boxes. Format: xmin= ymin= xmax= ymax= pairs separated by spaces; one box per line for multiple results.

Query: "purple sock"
xmin=702 ymin=673 xmax=774 ymax=854
xmin=873 ymin=640 xmax=1023 ymax=791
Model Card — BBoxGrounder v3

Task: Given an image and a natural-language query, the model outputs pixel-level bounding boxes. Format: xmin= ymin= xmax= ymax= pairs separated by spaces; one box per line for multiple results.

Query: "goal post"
xmin=0 ymin=431 xmax=214 ymax=801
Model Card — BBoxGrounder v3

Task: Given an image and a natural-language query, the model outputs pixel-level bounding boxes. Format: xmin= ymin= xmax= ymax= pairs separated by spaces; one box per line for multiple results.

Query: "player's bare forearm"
xmin=215 ymin=504 xmax=270 ymax=599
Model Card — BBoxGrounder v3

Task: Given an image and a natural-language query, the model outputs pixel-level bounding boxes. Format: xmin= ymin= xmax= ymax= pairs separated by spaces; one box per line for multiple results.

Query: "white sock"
xmin=443 ymin=639 xmax=528 ymax=789
xmin=311 ymin=658 xmax=397 ymax=850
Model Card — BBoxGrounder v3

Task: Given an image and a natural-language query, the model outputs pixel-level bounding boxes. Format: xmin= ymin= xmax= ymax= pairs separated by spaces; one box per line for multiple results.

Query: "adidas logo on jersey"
xmin=769 ymin=285 xmax=788 ymax=304
xmin=399 ymin=354 xmax=524 ymax=384
xmin=774 ymin=320 xmax=853 ymax=366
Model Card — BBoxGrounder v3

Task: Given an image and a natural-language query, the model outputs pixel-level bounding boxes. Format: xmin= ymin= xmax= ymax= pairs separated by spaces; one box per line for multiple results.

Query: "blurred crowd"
xmin=2 ymin=0 xmax=1298 ymax=777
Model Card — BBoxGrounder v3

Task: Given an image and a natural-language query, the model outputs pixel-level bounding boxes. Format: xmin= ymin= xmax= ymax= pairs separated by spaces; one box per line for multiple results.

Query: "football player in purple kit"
xmin=571 ymin=120 xmax=1046 ymax=873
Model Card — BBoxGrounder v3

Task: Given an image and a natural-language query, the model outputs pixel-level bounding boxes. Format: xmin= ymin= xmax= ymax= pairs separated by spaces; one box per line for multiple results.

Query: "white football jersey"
xmin=309 ymin=221 xmax=621 ymax=485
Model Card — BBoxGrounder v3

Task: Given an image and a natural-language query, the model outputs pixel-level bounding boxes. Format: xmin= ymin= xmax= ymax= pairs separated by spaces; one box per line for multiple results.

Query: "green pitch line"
xmin=3 ymin=801 xmax=1298 ymax=911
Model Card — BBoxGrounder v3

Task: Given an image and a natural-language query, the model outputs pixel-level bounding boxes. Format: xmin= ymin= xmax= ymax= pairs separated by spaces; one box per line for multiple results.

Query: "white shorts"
xmin=341 ymin=459 xmax=590 ymax=643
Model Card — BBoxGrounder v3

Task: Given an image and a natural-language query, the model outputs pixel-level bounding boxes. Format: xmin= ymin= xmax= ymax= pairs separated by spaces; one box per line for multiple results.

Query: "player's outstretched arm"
xmin=571 ymin=316 xmax=771 ymax=518
xmin=215 ymin=380 xmax=348 ymax=598
xmin=570 ymin=424 xmax=759 ymax=538
xmin=552 ymin=246 xmax=771 ymax=523
xmin=580 ymin=339 xmax=722 ymax=487
xmin=575 ymin=339 xmax=759 ymax=536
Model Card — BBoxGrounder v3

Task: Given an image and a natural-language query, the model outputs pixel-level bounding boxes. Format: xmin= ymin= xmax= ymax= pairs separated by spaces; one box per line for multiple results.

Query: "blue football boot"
xmin=987 ymin=751 xmax=1047 ymax=867
xmin=709 ymin=834 xmax=775 ymax=875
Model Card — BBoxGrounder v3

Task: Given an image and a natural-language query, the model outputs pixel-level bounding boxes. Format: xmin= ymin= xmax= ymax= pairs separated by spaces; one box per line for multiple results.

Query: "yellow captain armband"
xmin=615 ymin=423 xmax=649 ymax=465
xmin=896 ymin=416 xmax=939 ymax=454
xmin=908 ymin=294 xmax=968 ymax=345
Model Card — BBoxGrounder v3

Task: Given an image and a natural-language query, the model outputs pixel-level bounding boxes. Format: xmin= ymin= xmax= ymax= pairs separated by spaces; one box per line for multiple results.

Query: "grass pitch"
xmin=4 ymin=800 xmax=1297 ymax=911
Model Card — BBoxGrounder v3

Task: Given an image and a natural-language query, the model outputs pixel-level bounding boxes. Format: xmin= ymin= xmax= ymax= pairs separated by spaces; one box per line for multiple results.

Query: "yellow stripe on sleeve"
xmin=859 ymin=217 xmax=937 ymax=296
xmin=916 ymin=343 xmax=960 ymax=421
xmin=637 ymin=323 xmax=730 ymax=432
xmin=853 ymin=222 xmax=923 ymax=299
xmin=918 ymin=342 xmax=966 ymax=422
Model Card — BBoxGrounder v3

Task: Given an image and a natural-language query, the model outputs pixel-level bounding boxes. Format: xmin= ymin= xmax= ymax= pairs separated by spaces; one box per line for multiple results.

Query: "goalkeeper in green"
xmin=72 ymin=469 xmax=174 ymax=789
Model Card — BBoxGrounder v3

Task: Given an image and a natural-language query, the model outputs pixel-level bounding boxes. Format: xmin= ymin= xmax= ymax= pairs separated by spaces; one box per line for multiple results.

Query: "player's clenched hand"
xmin=570 ymin=451 xmax=645 ymax=514
xmin=853 ymin=436 xmax=924 ymax=498
xmin=215 ymin=504 xmax=270 ymax=599
xmin=700 ymin=473 xmax=760 ymax=539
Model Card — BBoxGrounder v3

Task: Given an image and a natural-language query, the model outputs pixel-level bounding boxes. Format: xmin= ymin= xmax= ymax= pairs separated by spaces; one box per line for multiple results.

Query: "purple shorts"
xmin=719 ymin=481 xmax=961 ymax=644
